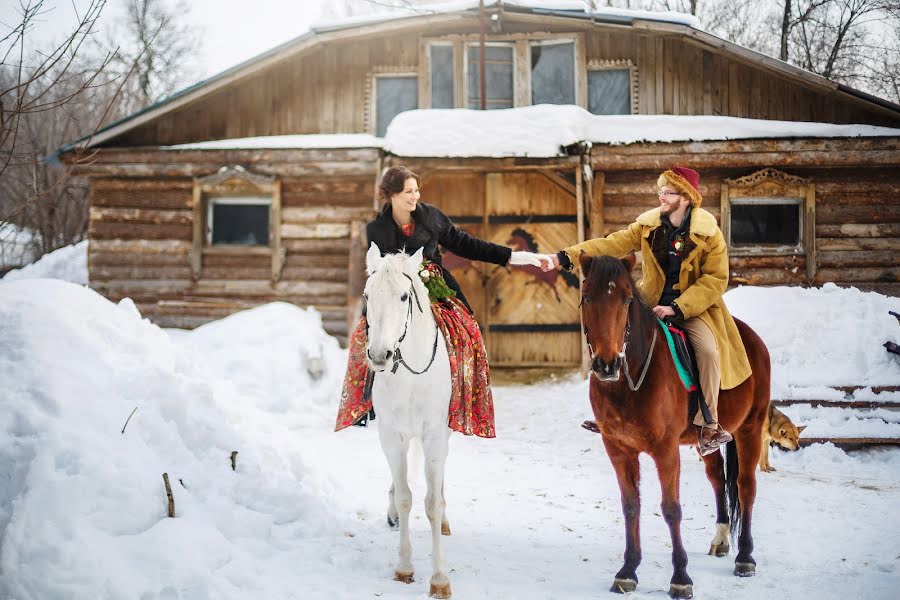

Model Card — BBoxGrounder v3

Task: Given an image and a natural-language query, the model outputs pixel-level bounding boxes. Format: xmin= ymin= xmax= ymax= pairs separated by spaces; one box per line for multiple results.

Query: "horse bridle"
xmin=369 ymin=272 xmax=440 ymax=375
xmin=582 ymin=290 xmax=658 ymax=392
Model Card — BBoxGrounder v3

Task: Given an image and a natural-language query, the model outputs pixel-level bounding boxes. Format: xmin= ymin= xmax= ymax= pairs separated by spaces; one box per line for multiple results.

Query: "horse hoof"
xmin=734 ymin=562 xmax=756 ymax=577
xmin=387 ymin=514 xmax=399 ymax=529
xmin=394 ymin=571 xmax=414 ymax=584
xmin=429 ymin=581 xmax=452 ymax=598
xmin=669 ymin=583 xmax=693 ymax=599
xmin=610 ymin=578 xmax=637 ymax=593
xmin=441 ymin=522 xmax=451 ymax=536
xmin=708 ymin=543 xmax=729 ymax=557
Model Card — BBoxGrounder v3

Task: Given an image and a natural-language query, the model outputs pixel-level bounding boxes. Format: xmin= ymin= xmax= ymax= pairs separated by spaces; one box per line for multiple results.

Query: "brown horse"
xmin=578 ymin=253 xmax=770 ymax=599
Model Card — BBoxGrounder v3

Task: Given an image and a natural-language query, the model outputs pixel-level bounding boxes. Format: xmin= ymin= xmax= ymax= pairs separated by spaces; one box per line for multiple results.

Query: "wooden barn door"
xmin=421 ymin=170 xmax=582 ymax=369
xmin=483 ymin=172 xmax=582 ymax=368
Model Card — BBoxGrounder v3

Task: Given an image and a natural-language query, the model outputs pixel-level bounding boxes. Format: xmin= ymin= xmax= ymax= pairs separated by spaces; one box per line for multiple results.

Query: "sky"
xmin=0 ymin=0 xmax=333 ymax=79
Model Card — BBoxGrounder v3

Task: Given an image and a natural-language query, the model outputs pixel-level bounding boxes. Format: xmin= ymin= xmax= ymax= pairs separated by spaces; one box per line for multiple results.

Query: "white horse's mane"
xmin=366 ymin=250 xmax=427 ymax=300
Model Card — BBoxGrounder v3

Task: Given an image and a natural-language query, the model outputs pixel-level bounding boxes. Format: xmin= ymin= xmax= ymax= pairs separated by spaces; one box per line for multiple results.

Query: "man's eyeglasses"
xmin=657 ymin=190 xmax=680 ymax=197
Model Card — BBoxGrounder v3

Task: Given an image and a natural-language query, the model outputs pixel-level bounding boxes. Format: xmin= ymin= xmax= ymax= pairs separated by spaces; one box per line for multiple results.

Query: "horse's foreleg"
xmin=733 ymin=431 xmax=761 ymax=577
xmin=652 ymin=447 xmax=693 ymax=599
xmin=440 ymin=480 xmax=451 ymax=536
xmin=422 ymin=430 xmax=451 ymax=598
xmin=702 ymin=450 xmax=729 ymax=557
xmin=603 ymin=440 xmax=642 ymax=594
xmin=387 ymin=483 xmax=399 ymax=529
xmin=379 ymin=429 xmax=414 ymax=583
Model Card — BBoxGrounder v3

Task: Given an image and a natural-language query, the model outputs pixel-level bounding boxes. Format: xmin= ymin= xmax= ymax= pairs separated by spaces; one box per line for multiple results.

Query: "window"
xmin=374 ymin=74 xmax=418 ymax=137
xmin=587 ymin=60 xmax=638 ymax=115
xmin=466 ymin=43 xmax=514 ymax=109
xmin=207 ymin=197 xmax=271 ymax=246
xmin=429 ymin=44 xmax=455 ymax=109
xmin=722 ymin=168 xmax=815 ymax=281
xmin=191 ymin=166 xmax=283 ymax=282
xmin=530 ymin=40 xmax=575 ymax=106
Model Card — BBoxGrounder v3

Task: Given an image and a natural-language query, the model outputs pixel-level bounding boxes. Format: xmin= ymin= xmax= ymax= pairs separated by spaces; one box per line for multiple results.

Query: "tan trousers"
xmin=680 ymin=317 xmax=721 ymax=428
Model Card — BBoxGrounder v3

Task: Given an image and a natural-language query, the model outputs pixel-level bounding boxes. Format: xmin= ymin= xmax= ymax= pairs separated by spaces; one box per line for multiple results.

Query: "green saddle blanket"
xmin=656 ymin=319 xmax=697 ymax=392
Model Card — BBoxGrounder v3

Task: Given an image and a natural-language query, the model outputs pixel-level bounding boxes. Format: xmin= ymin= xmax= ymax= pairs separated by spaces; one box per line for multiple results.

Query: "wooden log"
xmin=815 ymin=193 xmax=899 ymax=206
xmin=814 ymin=267 xmax=900 ymax=283
xmin=90 ymin=266 xmax=194 ymax=281
xmin=90 ymin=222 xmax=193 ymax=241
xmin=90 ymin=207 xmax=192 ymax=225
xmin=76 ymin=161 xmax=381 ymax=178
xmin=729 ymin=268 xmax=808 ymax=286
xmin=730 ymin=255 xmax=807 ymax=269
xmin=815 ymin=224 xmax=900 ymax=238
xmin=818 ymin=250 xmax=900 ymax=268
xmin=89 ymin=239 xmax=192 ymax=254
xmin=92 ymin=190 xmax=193 ymax=210
xmin=773 ymin=398 xmax=900 ymax=409
xmin=89 ymin=252 xmax=191 ymax=267
xmin=281 ymin=223 xmax=350 ymax=239
xmin=93 ymin=178 xmax=193 ymax=192
xmin=283 ymin=253 xmax=348 ymax=268
xmin=815 ymin=205 xmax=900 ymax=225
xmin=817 ymin=237 xmax=900 ymax=251
xmin=201 ymin=254 xmax=271 ymax=269
xmin=282 ymin=206 xmax=373 ymax=223
xmin=280 ymin=266 xmax=349 ymax=282
xmin=282 ymin=238 xmax=352 ymax=253
xmin=799 ymin=438 xmax=900 ymax=449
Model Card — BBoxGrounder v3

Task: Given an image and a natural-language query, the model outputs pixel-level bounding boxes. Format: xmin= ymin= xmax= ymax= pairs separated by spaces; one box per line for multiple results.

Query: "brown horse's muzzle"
xmin=591 ymin=354 xmax=624 ymax=381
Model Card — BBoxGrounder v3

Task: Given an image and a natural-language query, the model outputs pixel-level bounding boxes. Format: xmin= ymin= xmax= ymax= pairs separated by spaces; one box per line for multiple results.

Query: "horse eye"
xmin=363 ymin=293 xmax=368 ymax=301
xmin=400 ymin=293 xmax=408 ymax=302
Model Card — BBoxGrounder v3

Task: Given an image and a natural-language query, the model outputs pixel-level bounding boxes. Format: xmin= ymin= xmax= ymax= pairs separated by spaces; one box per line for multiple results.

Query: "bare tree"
xmin=106 ymin=0 xmax=199 ymax=114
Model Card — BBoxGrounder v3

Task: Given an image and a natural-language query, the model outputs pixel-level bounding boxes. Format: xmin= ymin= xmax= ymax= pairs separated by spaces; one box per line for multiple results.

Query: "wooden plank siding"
xmin=105 ymin=20 xmax=898 ymax=148
xmin=87 ymin=160 xmax=376 ymax=343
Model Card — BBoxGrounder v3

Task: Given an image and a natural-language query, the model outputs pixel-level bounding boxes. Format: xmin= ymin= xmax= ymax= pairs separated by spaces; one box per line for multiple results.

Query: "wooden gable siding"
xmin=86 ymin=150 xmax=377 ymax=341
xmin=108 ymin=20 xmax=897 ymax=148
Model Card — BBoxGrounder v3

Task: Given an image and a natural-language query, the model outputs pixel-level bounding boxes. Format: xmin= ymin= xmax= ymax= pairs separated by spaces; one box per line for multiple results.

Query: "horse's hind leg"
xmin=423 ymin=429 xmax=452 ymax=598
xmin=702 ymin=451 xmax=729 ymax=557
xmin=379 ymin=428 xmax=414 ymax=583
xmin=651 ymin=446 xmax=693 ymax=599
xmin=603 ymin=440 xmax=642 ymax=594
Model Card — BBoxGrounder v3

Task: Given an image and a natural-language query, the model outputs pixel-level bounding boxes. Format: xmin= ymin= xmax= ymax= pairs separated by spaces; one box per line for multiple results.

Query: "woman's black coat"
xmin=366 ymin=202 xmax=511 ymax=312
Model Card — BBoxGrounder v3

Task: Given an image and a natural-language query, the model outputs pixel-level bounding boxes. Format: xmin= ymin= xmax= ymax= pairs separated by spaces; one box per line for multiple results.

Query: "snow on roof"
xmin=383 ymin=105 xmax=900 ymax=157
xmin=167 ymin=134 xmax=383 ymax=151
xmin=311 ymin=0 xmax=701 ymax=33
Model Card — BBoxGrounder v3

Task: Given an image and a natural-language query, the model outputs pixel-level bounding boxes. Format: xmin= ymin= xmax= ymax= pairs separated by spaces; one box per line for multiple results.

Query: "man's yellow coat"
xmin=563 ymin=207 xmax=752 ymax=390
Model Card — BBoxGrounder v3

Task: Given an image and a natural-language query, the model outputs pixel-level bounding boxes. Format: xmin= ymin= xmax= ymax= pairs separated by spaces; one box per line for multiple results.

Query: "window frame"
xmin=421 ymin=33 xmax=586 ymax=110
xmin=463 ymin=40 xmax=517 ymax=110
xmin=367 ymin=67 xmax=419 ymax=137
xmin=721 ymin=168 xmax=817 ymax=281
xmin=586 ymin=58 xmax=639 ymax=115
xmin=191 ymin=166 xmax=283 ymax=282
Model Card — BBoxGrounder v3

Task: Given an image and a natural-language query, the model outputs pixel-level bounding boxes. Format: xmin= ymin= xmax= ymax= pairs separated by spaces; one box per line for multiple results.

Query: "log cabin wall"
xmin=109 ymin=18 xmax=898 ymax=147
xmin=589 ymin=137 xmax=900 ymax=296
xmin=86 ymin=148 xmax=379 ymax=344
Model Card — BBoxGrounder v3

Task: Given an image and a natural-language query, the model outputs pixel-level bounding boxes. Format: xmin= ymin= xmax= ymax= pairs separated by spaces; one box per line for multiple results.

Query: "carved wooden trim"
xmin=726 ymin=167 xmax=809 ymax=188
xmin=196 ymin=165 xmax=275 ymax=189
xmin=587 ymin=59 xmax=639 ymax=115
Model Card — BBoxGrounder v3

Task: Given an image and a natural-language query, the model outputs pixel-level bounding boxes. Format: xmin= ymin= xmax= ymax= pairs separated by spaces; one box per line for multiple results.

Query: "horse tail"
xmin=725 ymin=440 xmax=741 ymax=540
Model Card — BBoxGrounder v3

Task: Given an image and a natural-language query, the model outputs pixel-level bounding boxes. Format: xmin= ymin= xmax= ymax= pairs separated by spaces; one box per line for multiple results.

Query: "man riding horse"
xmin=538 ymin=166 xmax=751 ymax=455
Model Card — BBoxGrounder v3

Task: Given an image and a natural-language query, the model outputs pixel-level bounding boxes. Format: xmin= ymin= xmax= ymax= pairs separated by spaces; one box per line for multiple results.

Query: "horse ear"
xmin=578 ymin=250 xmax=592 ymax=273
xmin=621 ymin=251 xmax=637 ymax=272
xmin=366 ymin=242 xmax=382 ymax=275
xmin=405 ymin=247 xmax=425 ymax=275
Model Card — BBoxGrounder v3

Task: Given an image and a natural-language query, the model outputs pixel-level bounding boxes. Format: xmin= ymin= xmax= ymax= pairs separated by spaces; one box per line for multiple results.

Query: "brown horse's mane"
xmin=584 ymin=256 xmax=657 ymax=373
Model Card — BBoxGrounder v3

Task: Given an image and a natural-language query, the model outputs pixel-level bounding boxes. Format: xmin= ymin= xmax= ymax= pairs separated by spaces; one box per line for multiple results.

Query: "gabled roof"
xmin=59 ymin=0 xmax=900 ymax=154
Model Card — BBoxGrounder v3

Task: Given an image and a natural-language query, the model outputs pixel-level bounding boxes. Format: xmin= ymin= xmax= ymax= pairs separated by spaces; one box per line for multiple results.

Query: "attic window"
xmin=374 ymin=73 xmax=418 ymax=137
xmin=587 ymin=60 xmax=638 ymax=115
xmin=466 ymin=43 xmax=514 ymax=109
xmin=530 ymin=40 xmax=575 ymax=105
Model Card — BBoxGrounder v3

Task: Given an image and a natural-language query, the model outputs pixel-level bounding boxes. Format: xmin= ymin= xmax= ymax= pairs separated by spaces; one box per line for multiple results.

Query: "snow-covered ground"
xmin=1 ymin=245 xmax=899 ymax=598
xmin=1 ymin=240 xmax=87 ymax=285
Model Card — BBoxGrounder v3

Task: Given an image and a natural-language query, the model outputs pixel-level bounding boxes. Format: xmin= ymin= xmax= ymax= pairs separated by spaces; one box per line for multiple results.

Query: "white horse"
xmin=364 ymin=243 xmax=454 ymax=599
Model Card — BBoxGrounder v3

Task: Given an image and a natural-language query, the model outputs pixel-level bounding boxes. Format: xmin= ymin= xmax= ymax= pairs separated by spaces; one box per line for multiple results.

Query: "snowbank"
xmin=0 ymin=280 xmax=347 ymax=598
xmin=1 ymin=239 xmax=88 ymax=284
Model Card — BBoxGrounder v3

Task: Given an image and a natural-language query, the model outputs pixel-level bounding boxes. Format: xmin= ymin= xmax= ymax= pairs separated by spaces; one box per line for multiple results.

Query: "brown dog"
xmin=759 ymin=403 xmax=806 ymax=472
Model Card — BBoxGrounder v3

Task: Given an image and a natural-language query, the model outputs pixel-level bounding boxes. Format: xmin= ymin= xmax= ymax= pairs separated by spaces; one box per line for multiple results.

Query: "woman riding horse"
xmin=335 ymin=165 xmax=539 ymax=433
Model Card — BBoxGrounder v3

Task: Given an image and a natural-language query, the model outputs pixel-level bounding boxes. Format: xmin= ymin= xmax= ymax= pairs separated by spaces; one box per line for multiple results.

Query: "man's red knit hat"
xmin=657 ymin=166 xmax=702 ymax=207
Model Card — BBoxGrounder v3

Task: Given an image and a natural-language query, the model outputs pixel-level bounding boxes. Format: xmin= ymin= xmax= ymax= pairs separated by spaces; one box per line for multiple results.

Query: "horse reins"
xmin=388 ymin=273 xmax=440 ymax=375
xmin=586 ymin=296 xmax=658 ymax=392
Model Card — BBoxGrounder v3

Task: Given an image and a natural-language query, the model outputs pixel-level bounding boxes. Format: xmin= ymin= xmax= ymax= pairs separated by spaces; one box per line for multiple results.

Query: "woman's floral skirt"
xmin=334 ymin=297 xmax=496 ymax=438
